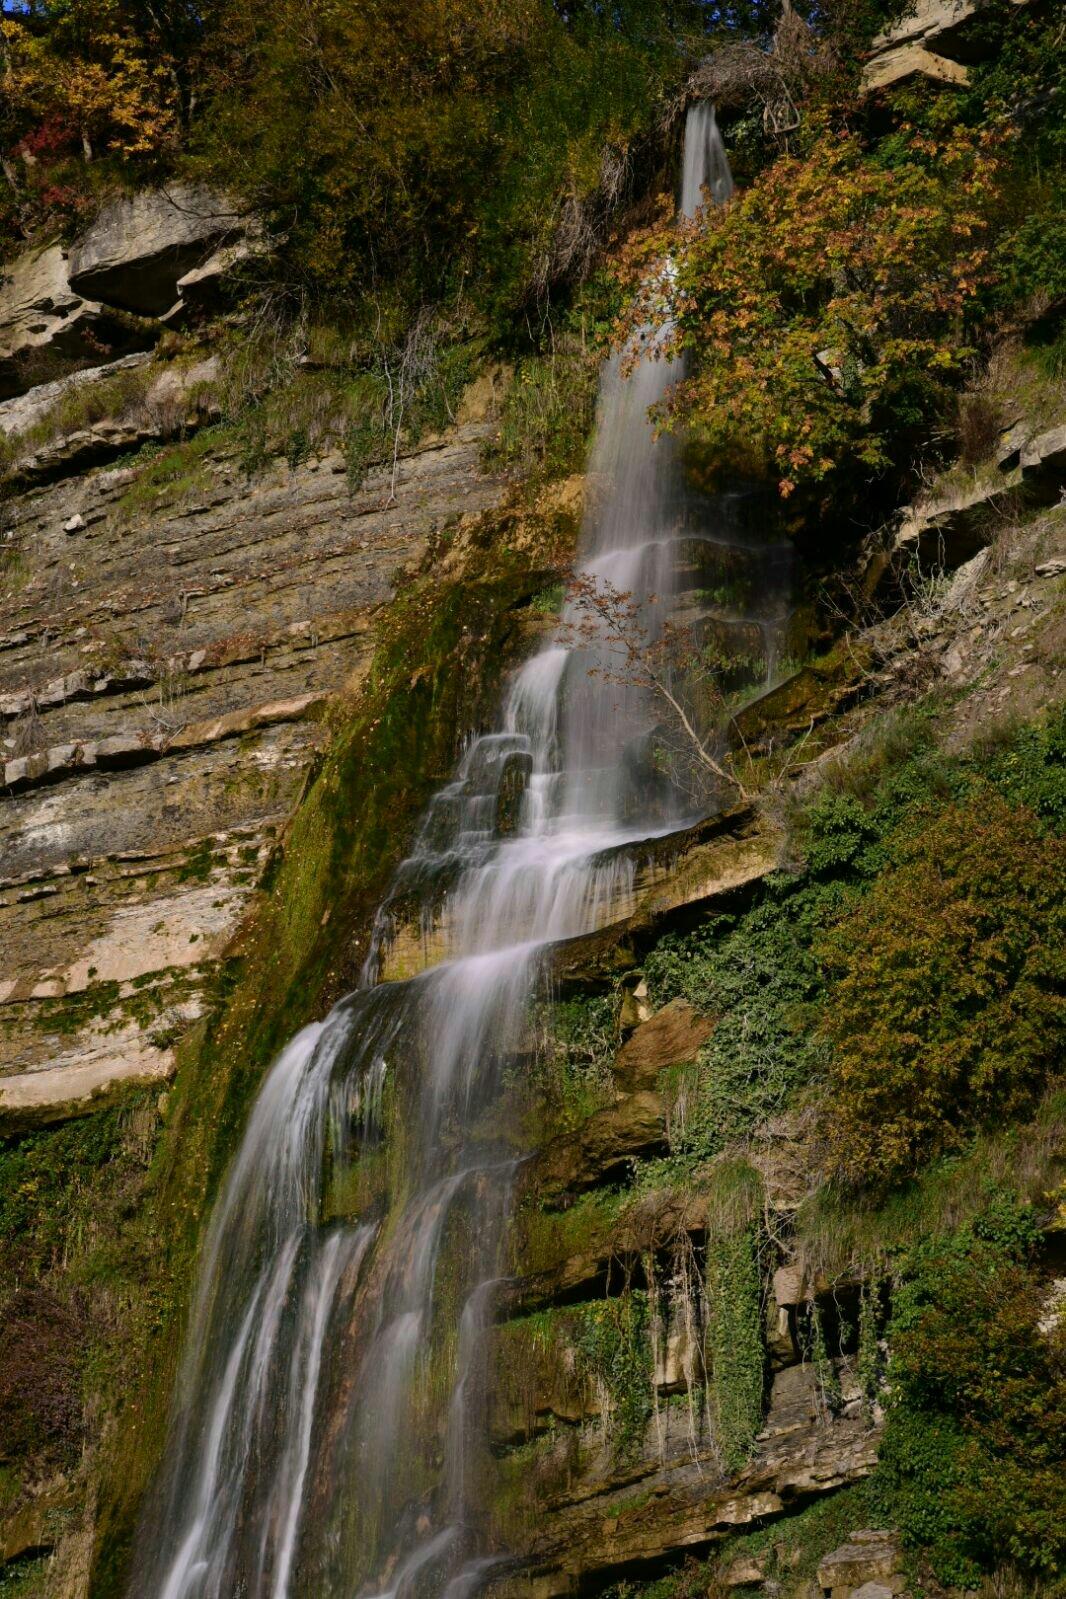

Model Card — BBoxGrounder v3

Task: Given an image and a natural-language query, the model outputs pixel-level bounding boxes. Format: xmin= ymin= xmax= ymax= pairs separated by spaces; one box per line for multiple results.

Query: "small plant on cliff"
xmin=817 ymin=792 xmax=1066 ymax=1188
xmin=706 ymin=1221 xmax=765 ymax=1474
xmin=573 ymin=1289 xmax=654 ymax=1462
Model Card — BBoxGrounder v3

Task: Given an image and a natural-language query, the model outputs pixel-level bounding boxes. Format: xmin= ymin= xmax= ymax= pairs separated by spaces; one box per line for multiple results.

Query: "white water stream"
xmin=133 ymin=105 xmax=788 ymax=1599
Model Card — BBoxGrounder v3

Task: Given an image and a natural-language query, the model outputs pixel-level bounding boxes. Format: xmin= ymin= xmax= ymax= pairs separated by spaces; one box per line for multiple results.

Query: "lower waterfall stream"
xmin=134 ymin=104 xmax=793 ymax=1599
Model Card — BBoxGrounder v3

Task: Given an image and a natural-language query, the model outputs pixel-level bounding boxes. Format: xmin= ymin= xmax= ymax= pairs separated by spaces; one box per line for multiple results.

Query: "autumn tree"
xmin=2 ymin=0 xmax=181 ymax=164
xmin=615 ymin=119 xmax=1001 ymax=507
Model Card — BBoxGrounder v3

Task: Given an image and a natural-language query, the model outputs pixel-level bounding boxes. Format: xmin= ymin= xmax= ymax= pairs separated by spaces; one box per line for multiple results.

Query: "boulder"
xmin=723 ymin=1552 xmax=769 ymax=1587
xmin=860 ymin=0 xmax=1033 ymax=95
xmin=862 ymin=44 xmax=969 ymax=92
xmin=817 ymin=1535 xmax=902 ymax=1598
xmin=68 ymin=183 xmax=243 ymax=317
xmin=1020 ymin=423 xmax=1066 ymax=504
xmin=0 ymin=243 xmax=154 ymax=398
xmin=613 ymin=997 xmax=715 ymax=1091
xmin=868 ymin=0 xmax=977 ymax=56
xmin=174 ymin=235 xmax=264 ymax=313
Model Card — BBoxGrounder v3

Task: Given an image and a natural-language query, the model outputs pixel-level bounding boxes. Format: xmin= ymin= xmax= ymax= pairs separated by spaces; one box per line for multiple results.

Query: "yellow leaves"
xmin=4 ymin=5 xmax=178 ymax=160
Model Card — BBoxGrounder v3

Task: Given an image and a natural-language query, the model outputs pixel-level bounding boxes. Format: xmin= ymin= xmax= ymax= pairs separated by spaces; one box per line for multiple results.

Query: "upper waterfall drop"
xmin=681 ymin=102 xmax=734 ymax=215
xmin=131 ymin=105 xmax=782 ymax=1599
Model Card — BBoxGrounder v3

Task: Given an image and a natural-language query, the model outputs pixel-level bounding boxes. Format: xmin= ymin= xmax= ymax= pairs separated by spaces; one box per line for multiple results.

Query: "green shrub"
xmin=875 ymin=1202 xmax=1066 ymax=1585
xmin=644 ymin=885 xmax=831 ymax=1169
xmin=818 ymin=793 xmax=1066 ymax=1187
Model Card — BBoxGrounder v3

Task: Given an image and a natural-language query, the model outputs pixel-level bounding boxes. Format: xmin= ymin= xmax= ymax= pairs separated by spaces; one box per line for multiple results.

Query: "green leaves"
xmin=876 ymin=1206 xmax=1066 ymax=1584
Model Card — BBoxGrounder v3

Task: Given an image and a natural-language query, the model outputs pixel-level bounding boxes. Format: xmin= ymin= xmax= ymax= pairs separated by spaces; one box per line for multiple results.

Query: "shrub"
xmin=191 ymin=0 xmax=703 ymax=328
xmin=818 ymin=793 xmax=1066 ymax=1187
xmin=618 ymin=118 xmax=1001 ymax=505
xmin=645 ymin=884 xmax=831 ymax=1170
xmin=876 ymin=1206 xmax=1066 ymax=1585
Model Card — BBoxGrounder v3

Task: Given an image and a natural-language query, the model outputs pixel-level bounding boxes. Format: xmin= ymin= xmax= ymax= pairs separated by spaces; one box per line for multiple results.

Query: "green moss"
xmin=520 ymin=991 xmax=619 ymax=1140
xmin=510 ymin=1186 xmax=627 ymax=1281
xmin=0 ymin=1099 xmax=155 ymax=1280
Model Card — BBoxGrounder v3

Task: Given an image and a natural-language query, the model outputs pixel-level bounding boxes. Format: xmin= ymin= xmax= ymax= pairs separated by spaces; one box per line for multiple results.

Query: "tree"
xmin=614 ymin=119 xmax=1001 ymax=507
xmin=559 ymin=572 xmax=748 ymax=801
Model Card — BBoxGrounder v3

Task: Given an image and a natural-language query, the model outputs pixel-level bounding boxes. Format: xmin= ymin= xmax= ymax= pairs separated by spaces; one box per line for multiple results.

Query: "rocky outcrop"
xmin=0 ymin=186 xmax=255 ymax=403
xmin=67 ymin=184 xmax=245 ymax=318
xmin=860 ymin=0 xmax=1025 ymax=94
xmin=817 ymin=1533 xmax=905 ymax=1599
xmin=0 ymin=416 xmax=508 ymax=1127
xmin=0 ymin=244 xmax=156 ymax=399
xmin=491 ymin=1362 xmax=880 ymax=1599
xmin=378 ymin=805 xmax=778 ymax=984
xmin=862 ymin=411 xmax=1066 ymax=593
xmin=0 ymin=352 xmax=220 ymax=483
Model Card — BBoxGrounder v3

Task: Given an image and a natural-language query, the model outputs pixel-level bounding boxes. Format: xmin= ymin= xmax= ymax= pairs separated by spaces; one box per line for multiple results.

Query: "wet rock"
xmin=732 ymin=646 xmax=867 ymax=748
xmin=496 ymin=750 xmax=533 ymax=835
xmin=68 ymin=184 xmax=244 ymax=316
xmin=530 ymin=1089 xmax=667 ymax=1201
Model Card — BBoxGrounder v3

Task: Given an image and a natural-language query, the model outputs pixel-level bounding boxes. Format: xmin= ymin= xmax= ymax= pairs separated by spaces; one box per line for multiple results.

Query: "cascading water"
xmin=133 ymin=103 xmax=791 ymax=1599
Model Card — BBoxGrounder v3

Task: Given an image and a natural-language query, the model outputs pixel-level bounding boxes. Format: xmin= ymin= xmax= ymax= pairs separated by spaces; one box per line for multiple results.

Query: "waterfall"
xmin=132 ymin=104 xmax=788 ymax=1599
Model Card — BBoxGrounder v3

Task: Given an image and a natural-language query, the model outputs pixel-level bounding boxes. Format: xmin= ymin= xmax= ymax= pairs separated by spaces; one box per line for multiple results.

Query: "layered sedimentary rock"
xmin=0 ymin=409 xmax=506 ymax=1126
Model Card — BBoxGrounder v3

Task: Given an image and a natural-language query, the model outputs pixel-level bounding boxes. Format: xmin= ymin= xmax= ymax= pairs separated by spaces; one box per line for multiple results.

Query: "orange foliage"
xmin=616 ymin=118 xmax=1002 ymax=502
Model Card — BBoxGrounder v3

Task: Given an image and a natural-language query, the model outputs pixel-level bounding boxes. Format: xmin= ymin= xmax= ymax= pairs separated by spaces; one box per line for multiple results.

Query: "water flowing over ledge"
xmin=131 ymin=104 xmax=792 ymax=1599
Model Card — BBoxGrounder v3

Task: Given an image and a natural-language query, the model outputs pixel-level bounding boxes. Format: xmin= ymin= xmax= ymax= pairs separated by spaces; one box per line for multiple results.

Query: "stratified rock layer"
xmin=0 ymin=420 xmax=506 ymax=1125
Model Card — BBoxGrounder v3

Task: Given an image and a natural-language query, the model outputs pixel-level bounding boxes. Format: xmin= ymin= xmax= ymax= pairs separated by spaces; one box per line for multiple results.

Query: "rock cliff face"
xmin=1 ymin=181 xmax=1065 ymax=1599
xmin=0 ymin=409 xmax=506 ymax=1127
